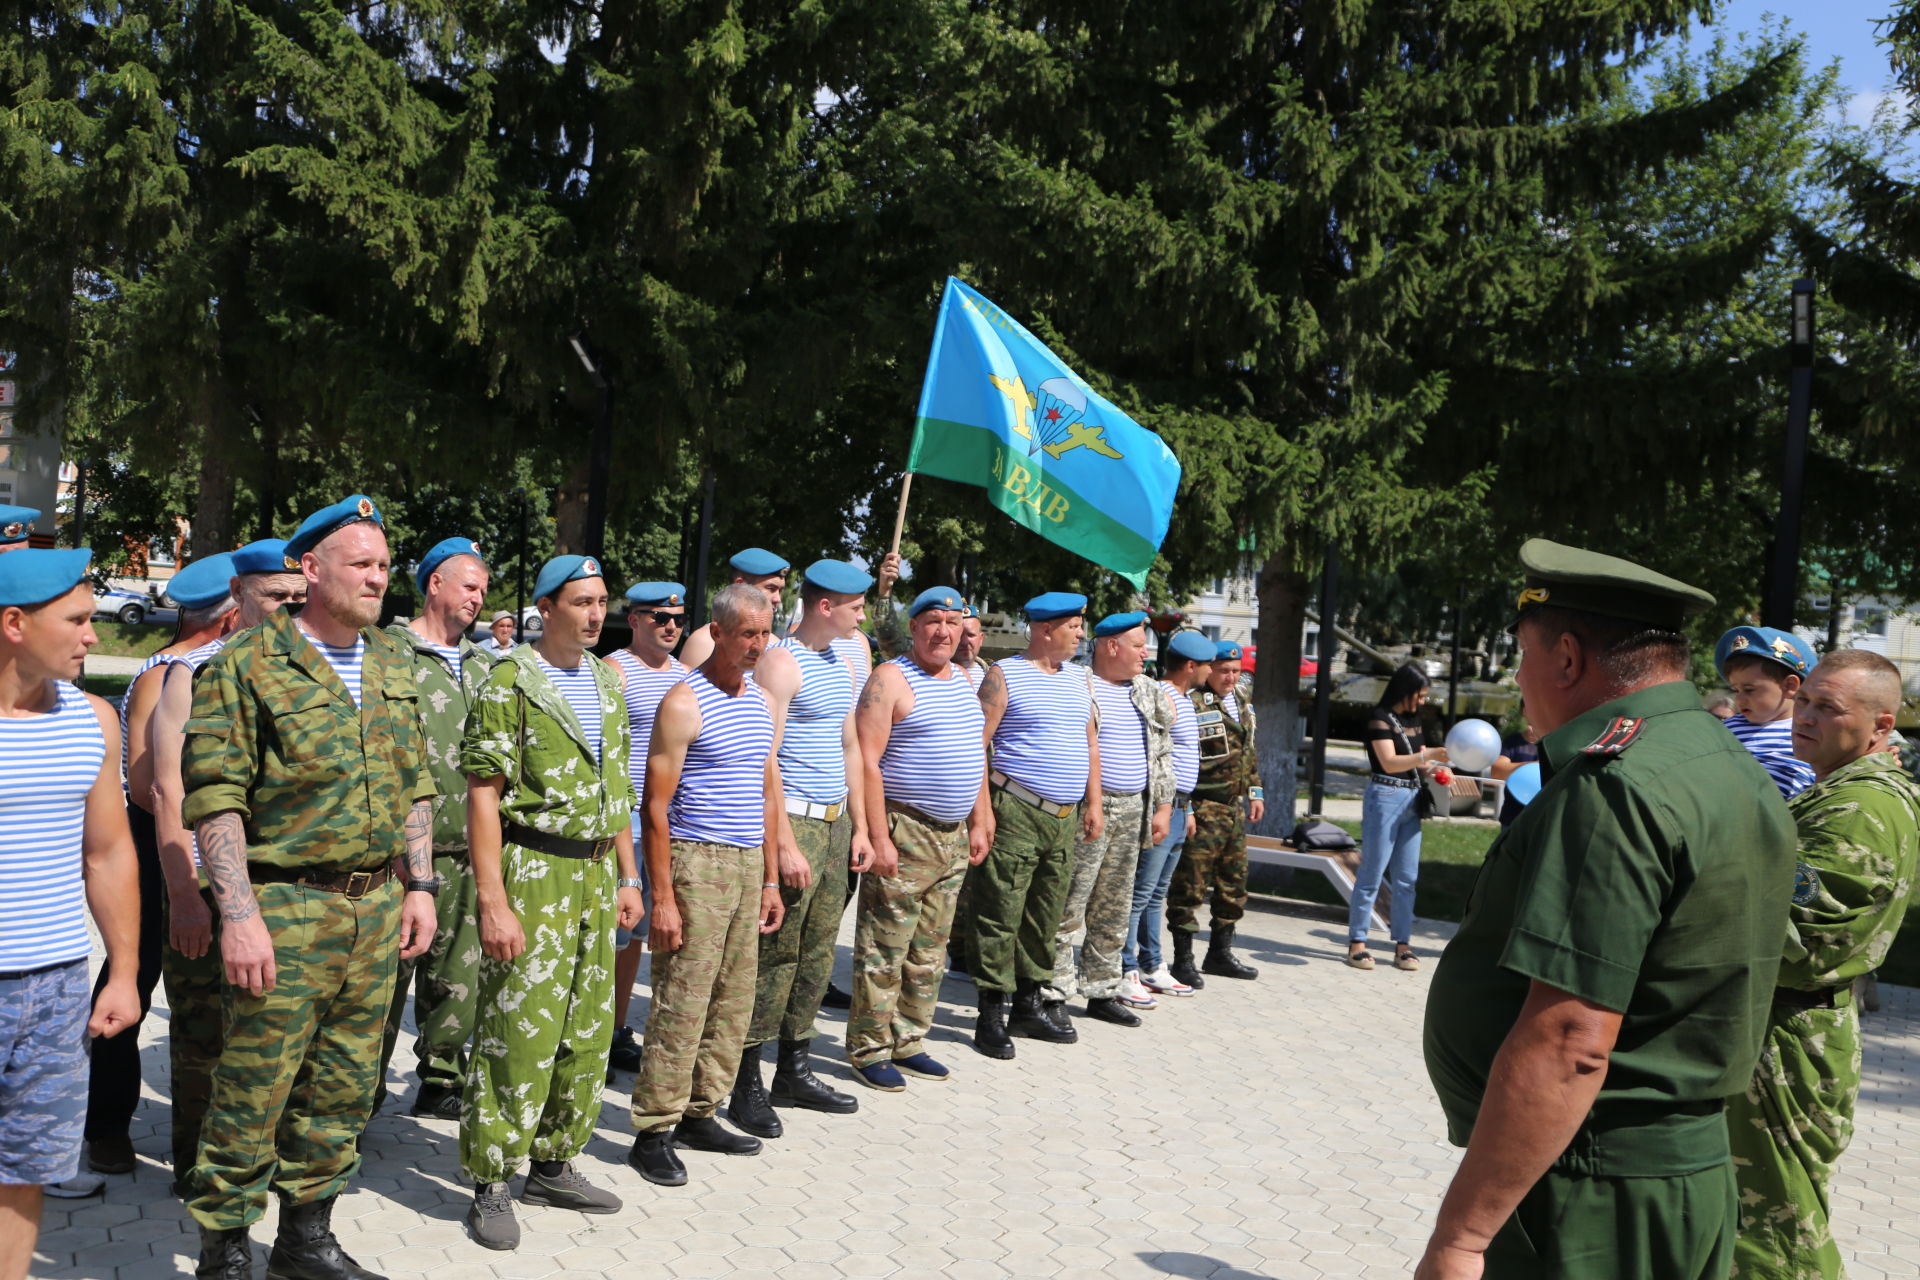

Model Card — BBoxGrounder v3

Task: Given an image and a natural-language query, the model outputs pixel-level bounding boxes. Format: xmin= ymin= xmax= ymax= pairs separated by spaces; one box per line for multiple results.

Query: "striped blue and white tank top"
xmin=536 ymin=652 xmax=604 ymax=765
xmin=306 ymin=631 xmax=366 ymax=707
xmin=830 ymin=634 xmax=872 ymax=698
xmin=608 ymin=649 xmax=687 ymax=800
xmin=959 ymin=662 xmax=985 ymax=693
xmin=879 ymin=656 xmax=987 ymax=822
xmin=990 ymin=655 xmax=1093 ymax=804
xmin=1162 ymin=680 xmax=1200 ymax=795
xmin=118 ymin=651 xmax=172 ymax=783
xmin=425 ymin=641 xmax=463 ymax=685
xmin=1724 ymin=714 xmax=1815 ymax=799
xmin=668 ymin=669 xmax=774 ymax=847
xmin=773 ymin=637 xmax=855 ymax=805
xmin=1223 ymin=688 xmax=1241 ymax=720
xmin=1091 ymin=674 xmax=1148 ymax=794
xmin=0 ymin=680 xmax=107 ymax=969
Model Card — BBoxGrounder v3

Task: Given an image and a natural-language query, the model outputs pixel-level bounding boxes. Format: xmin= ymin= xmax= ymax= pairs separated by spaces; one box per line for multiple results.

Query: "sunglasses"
xmin=640 ymin=611 xmax=685 ymax=627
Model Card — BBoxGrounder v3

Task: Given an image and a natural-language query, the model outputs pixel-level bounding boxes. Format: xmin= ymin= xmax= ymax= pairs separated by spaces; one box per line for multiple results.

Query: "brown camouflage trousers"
xmin=749 ymin=811 xmax=849 ymax=1045
xmin=631 ymin=840 xmax=761 ymax=1131
xmin=461 ymin=845 xmax=615 ymax=1183
xmin=161 ymin=889 xmax=224 ymax=1184
xmin=846 ymin=803 xmax=969 ymax=1068
xmin=186 ymin=877 xmax=400 ymax=1229
xmin=1728 ymin=1002 xmax=1861 ymax=1280
xmin=1168 ymin=797 xmax=1247 ymax=933
xmin=1047 ymin=790 xmax=1145 ymax=1002
xmin=380 ymin=851 xmax=482 ymax=1093
xmin=964 ymin=788 xmax=1079 ymax=993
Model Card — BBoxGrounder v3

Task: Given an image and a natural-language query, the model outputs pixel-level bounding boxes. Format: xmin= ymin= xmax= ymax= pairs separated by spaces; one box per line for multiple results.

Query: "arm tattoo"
xmin=198 ymin=812 xmax=258 ymax=924
xmin=403 ymin=800 xmax=433 ymax=878
xmin=979 ymin=666 xmax=1007 ymax=714
xmin=856 ymin=676 xmax=886 ymax=716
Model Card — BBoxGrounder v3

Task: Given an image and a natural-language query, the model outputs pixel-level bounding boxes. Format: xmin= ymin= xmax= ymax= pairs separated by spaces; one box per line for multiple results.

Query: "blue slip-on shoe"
xmin=891 ymin=1053 xmax=950 ymax=1082
xmin=851 ymin=1061 xmax=907 ymax=1091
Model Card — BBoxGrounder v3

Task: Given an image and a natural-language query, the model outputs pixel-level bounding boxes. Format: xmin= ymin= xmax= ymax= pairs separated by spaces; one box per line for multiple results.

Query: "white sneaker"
xmin=45 ymin=1172 xmax=106 ymax=1199
xmin=1118 ymin=971 xmax=1158 ymax=1009
xmin=1142 ymin=966 xmax=1195 ymax=996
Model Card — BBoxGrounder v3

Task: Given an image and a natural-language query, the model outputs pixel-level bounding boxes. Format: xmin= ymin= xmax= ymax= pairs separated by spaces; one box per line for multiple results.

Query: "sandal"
xmin=1346 ymin=946 xmax=1375 ymax=971
xmin=1394 ymin=947 xmax=1420 ymax=972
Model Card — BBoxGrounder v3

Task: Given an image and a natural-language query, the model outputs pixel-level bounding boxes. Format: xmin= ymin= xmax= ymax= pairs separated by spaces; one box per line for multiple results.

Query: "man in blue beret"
xmin=678 ymin=548 xmax=791 ymax=668
xmin=730 ymin=561 xmax=875 ymax=1132
xmin=955 ymin=604 xmax=986 ymax=691
xmin=1046 ymin=612 xmax=1176 ymax=1028
xmin=1714 ymin=625 xmax=1818 ymax=800
xmin=376 ymin=538 xmax=497 ymax=1122
xmin=0 ymin=503 xmax=42 ymax=551
xmin=0 ymin=549 xmax=141 ymax=1261
xmin=225 ymin=538 xmax=308 ymax=624
xmin=180 ymin=496 xmax=440 ymax=1280
xmin=1124 ymin=630 xmax=1213 ymax=1004
xmin=1168 ymin=639 xmax=1265 ymax=987
xmin=966 ymin=591 xmax=1101 ymax=1057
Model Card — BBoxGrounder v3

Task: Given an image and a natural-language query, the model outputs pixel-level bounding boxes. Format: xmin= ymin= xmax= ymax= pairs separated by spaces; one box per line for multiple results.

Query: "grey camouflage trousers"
xmin=846 ymin=803 xmax=969 ymax=1068
xmin=1048 ymin=790 xmax=1145 ymax=1001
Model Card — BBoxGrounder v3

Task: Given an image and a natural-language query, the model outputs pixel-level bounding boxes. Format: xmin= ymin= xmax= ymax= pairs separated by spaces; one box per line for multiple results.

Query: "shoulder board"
xmin=1582 ymin=716 xmax=1645 ymax=757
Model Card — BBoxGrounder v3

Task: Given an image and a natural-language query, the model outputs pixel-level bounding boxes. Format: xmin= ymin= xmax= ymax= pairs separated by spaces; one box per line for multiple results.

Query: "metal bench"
xmin=1245 ymin=834 xmax=1389 ymax=935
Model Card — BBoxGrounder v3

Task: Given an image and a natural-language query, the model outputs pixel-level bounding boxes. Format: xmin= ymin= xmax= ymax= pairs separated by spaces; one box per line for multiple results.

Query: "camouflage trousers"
xmin=462 ymin=845 xmax=615 ymax=1183
xmin=1727 ymin=1001 xmax=1861 ymax=1280
xmin=187 ymin=877 xmax=400 ymax=1229
xmin=1168 ymin=796 xmax=1247 ymax=933
xmin=846 ymin=803 xmax=969 ymax=1068
xmin=1047 ymin=790 xmax=1145 ymax=1002
xmin=749 ymin=810 xmax=849 ymax=1046
xmin=380 ymin=851 xmax=482 ymax=1093
xmin=964 ymin=787 xmax=1079 ymax=994
xmin=631 ymin=841 xmax=761 ymax=1132
xmin=160 ymin=888 xmax=225 ymax=1184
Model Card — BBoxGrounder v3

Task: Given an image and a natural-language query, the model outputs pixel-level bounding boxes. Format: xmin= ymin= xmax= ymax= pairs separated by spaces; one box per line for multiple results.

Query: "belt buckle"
xmin=823 ymin=802 xmax=842 ymax=823
xmin=594 ymin=838 xmax=615 ymax=859
xmin=344 ymin=871 xmax=374 ymax=898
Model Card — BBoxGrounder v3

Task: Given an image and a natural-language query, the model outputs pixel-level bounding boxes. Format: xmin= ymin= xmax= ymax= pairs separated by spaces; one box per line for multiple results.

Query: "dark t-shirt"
xmin=1365 ymin=706 xmax=1423 ymax=778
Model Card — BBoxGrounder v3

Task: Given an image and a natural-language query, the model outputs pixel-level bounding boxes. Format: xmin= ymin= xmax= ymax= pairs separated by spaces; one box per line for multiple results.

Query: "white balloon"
xmin=1445 ymin=717 xmax=1503 ymax=774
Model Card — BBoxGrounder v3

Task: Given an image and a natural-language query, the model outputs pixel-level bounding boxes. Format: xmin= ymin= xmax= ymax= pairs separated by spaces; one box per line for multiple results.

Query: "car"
xmin=91 ymin=587 xmax=176 ymax=627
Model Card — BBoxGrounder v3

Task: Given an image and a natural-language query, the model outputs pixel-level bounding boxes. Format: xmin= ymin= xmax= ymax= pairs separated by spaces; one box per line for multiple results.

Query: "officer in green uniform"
xmin=377 ymin=537 xmax=496 ymax=1120
xmin=1167 ymin=640 xmax=1263 ymax=987
xmin=182 ymin=496 xmax=439 ymax=1280
xmin=1727 ymin=649 xmax=1920 ymax=1280
xmin=1417 ymin=539 xmax=1797 ymax=1280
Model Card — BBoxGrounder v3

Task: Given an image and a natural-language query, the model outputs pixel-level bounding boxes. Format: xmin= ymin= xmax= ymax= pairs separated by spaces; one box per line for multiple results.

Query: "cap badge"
xmin=668 ymin=593 xmax=680 ymax=604
xmin=1732 ymin=635 xmax=1750 ymax=649
xmin=583 ymin=558 xmax=599 ymax=575
xmin=283 ymin=555 xmax=300 ymax=570
xmin=1770 ymin=636 xmax=1797 ymax=663
xmin=943 ymin=595 xmax=955 ymax=606
xmin=1517 ymin=586 xmax=1551 ymax=608
xmin=469 ymin=541 xmax=482 ymax=557
xmin=355 ymin=498 xmax=374 ymax=518
xmin=2 ymin=522 xmax=21 ymax=538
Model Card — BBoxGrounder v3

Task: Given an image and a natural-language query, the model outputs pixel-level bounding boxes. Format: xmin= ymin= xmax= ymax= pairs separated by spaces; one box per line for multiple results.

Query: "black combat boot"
xmin=673 ymin=1114 xmax=763 ymax=1155
xmin=727 ymin=1043 xmax=783 ymax=1139
xmin=265 ymin=1197 xmax=385 ymax=1280
xmin=821 ymin=982 xmax=853 ymax=1009
xmin=770 ymin=1039 xmax=858 ymax=1114
xmin=1009 ymin=983 xmax=1075 ymax=1043
xmin=1040 ymin=993 xmax=1079 ymax=1042
xmin=1201 ymin=923 xmax=1258 ymax=980
xmin=1085 ymin=996 xmax=1142 ymax=1027
xmin=1168 ymin=929 xmax=1205 ymax=990
xmin=628 ymin=1127 xmax=688 ymax=1186
xmin=196 ymin=1226 xmax=254 ymax=1280
xmin=973 ymin=989 xmax=1015 ymax=1059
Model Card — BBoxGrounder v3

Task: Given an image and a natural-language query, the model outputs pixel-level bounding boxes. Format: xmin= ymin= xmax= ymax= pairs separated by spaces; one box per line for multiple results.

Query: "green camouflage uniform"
xmin=180 ymin=614 xmax=430 ymax=1229
xmin=458 ymin=647 xmax=632 ymax=1184
xmin=379 ymin=624 xmax=495 ymax=1095
xmin=1049 ymin=674 xmax=1175 ymax=1000
xmin=847 ymin=804 xmax=971 ymax=1067
xmin=1729 ymin=751 xmax=1920 ymax=1280
xmin=160 ymin=889 xmax=222 ymax=1183
xmin=749 ymin=809 xmax=849 ymax=1045
xmin=1169 ymin=688 xmax=1256 ymax=934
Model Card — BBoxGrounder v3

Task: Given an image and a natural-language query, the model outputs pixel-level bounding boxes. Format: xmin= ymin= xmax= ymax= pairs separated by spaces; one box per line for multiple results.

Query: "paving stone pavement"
xmin=39 ymin=899 xmax=1920 ymax=1279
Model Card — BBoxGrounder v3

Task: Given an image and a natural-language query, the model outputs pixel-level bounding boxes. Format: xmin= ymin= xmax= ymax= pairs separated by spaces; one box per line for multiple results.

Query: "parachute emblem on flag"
xmin=988 ymin=375 xmax=1125 ymax=461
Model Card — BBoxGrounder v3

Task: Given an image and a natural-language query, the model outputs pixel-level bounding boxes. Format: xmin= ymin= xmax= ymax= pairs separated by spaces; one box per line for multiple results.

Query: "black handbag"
xmin=1289 ymin=818 xmax=1357 ymax=851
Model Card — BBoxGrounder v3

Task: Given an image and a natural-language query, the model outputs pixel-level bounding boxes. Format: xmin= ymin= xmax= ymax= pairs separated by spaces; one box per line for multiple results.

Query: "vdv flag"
xmin=907 ymin=277 xmax=1182 ymax=589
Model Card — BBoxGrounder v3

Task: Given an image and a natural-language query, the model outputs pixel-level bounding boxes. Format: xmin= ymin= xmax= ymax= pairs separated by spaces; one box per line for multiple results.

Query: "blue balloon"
xmin=1506 ymin=762 xmax=1542 ymax=807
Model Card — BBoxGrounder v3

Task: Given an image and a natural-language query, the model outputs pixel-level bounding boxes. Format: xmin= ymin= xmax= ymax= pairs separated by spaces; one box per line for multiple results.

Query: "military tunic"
xmin=380 ymin=625 xmax=495 ymax=1096
xmin=457 ymin=646 xmax=632 ymax=1184
xmin=1728 ymin=751 xmax=1920 ymax=1280
xmin=1168 ymin=686 xmax=1256 ymax=934
xmin=1423 ymin=680 xmax=1797 ymax=1279
xmin=179 ymin=613 xmax=431 ymax=1229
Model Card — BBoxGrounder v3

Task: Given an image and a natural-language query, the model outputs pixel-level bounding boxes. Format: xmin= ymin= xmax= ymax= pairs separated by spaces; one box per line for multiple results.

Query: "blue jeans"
xmin=1124 ymin=804 xmax=1189 ymax=973
xmin=614 ymin=812 xmax=655 ymax=949
xmin=1352 ymin=782 xmax=1420 ymax=944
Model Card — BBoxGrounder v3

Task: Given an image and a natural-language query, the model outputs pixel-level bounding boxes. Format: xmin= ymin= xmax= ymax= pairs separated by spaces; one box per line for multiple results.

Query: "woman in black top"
xmin=1348 ymin=664 xmax=1447 ymax=971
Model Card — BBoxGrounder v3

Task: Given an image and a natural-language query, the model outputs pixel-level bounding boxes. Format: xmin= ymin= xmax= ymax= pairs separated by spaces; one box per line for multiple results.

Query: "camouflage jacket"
xmin=1123 ymin=674 xmax=1178 ymax=847
xmin=1782 ymin=750 xmax=1920 ymax=990
xmin=385 ymin=622 xmax=495 ymax=850
xmin=182 ymin=611 xmax=430 ymax=872
xmin=459 ymin=645 xmax=634 ymax=842
xmin=1191 ymin=686 xmax=1257 ymax=803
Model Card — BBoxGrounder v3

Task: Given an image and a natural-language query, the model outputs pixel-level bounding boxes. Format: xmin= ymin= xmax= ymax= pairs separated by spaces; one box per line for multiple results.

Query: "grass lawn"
xmin=82 ymin=673 xmax=133 ymax=704
xmin=90 ymin=621 xmax=173 ymax=659
xmin=1251 ymin=817 xmax=1920 ymax=988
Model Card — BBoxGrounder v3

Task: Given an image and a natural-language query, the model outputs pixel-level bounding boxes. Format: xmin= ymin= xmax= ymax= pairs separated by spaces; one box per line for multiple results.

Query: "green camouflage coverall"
xmin=1169 ymin=688 xmax=1256 ymax=934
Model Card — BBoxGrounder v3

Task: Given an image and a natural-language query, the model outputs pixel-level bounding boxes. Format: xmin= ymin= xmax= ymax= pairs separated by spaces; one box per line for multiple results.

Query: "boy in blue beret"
xmin=1715 ymin=625 xmax=1817 ymax=799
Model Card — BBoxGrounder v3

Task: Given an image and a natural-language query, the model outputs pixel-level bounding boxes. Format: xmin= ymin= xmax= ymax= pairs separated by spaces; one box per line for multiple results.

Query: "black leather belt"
xmin=248 ymin=864 xmax=395 ymax=898
xmin=1173 ymin=791 xmax=1192 ymax=807
xmin=1370 ymin=773 xmax=1421 ymax=791
xmin=1773 ymin=986 xmax=1840 ymax=1010
xmin=504 ymin=822 xmax=616 ymax=860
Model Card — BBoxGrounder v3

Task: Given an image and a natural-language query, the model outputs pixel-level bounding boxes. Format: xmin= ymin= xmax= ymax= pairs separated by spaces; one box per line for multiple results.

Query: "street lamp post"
xmin=1307 ymin=546 xmax=1341 ymax=818
xmin=1764 ymin=278 xmax=1815 ymax=630
xmin=569 ymin=335 xmax=612 ymax=562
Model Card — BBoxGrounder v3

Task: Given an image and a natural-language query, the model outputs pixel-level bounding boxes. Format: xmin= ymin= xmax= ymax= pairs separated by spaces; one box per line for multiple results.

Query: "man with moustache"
xmin=1168 ymin=639 xmax=1265 ymax=987
xmin=181 ymin=497 xmax=439 ymax=1280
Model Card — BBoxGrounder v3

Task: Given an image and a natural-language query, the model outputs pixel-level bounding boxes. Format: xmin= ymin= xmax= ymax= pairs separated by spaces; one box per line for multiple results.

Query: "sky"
xmin=1703 ymin=1 xmax=1906 ymax=123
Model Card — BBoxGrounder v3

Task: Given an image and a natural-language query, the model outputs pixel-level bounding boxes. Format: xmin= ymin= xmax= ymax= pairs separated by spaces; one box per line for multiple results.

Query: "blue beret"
xmin=285 ymin=495 xmax=383 ymax=561
xmin=1215 ymin=640 xmax=1244 ymax=662
xmin=961 ymin=604 xmax=979 ymax=620
xmin=0 ymin=505 xmax=41 ymax=545
xmin=0 ymin=548 xmax=91 ymax=607
xmin=1167 ymin=631 xmax=1215 ymax=663
xmin=729 ymin=547 xmax=790 ymax=577
xmin=534 ymin=554 xmax=606 ymax=602
xmin=416 ymin=536 xmax=485 ymax=596
xmin=909 ymin=586 xmax=966 ymax=617
xmin=1024 ymin=592 xmax=1087 ymax=621
xmin=231 ymin=539 xmax=292 ymax=576
xmin=167 ymin=554 xmax=237 ymax=609
xmin=1715 ymin=625 xmax=1816 ymax=679
xmin=803 ymin=558 xmax=874 ymax=595
xmin=625 ymin=581 xmax=688 ymax=607
xmin=1092 ymin=611 xmax=1148 ymax=639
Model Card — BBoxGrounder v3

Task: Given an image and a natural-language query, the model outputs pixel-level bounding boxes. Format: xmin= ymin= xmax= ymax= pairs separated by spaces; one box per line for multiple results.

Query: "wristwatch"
xmin=617 ymin=877 xmax=645 ymax=889
xmin=406 ymin=875 xmax=445 ymax=896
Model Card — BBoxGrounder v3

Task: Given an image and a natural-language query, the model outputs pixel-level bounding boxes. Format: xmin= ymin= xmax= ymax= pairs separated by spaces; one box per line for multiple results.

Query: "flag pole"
xmin=888 ymin=472 xmax=914 ymax=559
